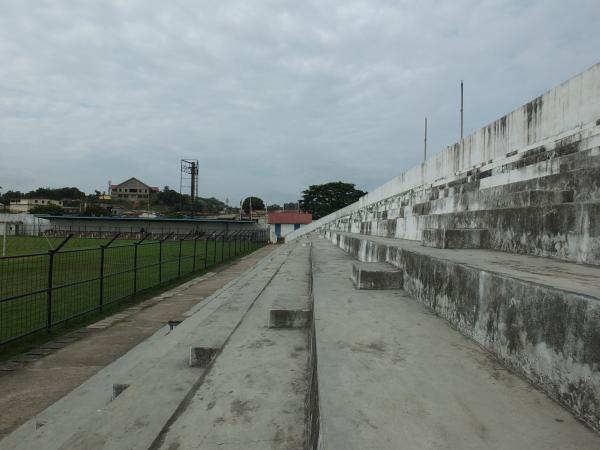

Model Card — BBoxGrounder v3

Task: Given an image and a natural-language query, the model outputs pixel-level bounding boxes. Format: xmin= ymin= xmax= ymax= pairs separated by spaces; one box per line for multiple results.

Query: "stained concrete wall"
xmin=331 ymin=231 xmax=600 ymax=432
xmin=287 ymin=62 xmax=600 ymax=244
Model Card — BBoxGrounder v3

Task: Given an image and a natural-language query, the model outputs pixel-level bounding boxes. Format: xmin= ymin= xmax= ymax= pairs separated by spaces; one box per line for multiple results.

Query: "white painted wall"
xmin=287 ymin=62 xmax=600 ymax=241
xmin=0 ymin=213 xmax=50 ymax=235
xmin=270 ymin=223 xmax=307 ymax=243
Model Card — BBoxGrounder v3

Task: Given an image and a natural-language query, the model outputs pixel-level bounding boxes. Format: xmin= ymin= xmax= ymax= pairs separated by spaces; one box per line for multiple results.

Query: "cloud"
xmin=0 ymin=0 xmax=598 ymax=203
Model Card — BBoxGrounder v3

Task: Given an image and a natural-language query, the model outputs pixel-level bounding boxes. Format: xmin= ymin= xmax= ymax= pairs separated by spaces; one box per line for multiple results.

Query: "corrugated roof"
xmin=267 ymin=212 xmax=312 ymax=224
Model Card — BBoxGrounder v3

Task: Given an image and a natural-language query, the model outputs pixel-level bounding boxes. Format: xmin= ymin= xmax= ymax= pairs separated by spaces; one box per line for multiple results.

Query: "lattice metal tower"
xmin=180 ymin=159 xmax=199 ymax=205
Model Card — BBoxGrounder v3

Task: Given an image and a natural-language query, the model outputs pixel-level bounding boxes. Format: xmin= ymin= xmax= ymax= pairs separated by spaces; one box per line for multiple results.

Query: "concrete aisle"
xmin=311 ymin=237 xmax=600 ymax=450
xmin=155 ymin=242 xmax=311 ymax=450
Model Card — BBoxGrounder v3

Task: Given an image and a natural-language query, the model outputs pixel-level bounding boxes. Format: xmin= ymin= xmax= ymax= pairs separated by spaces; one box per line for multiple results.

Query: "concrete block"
xmin=350 ymin=261 xmax=403 ymax=290
xmin=422 ymin=228 xmax=490 ymax=249
xmin=167 ymin=317 xmax=185 ymax=331
xmin=189 ymin=347 xmax=218 ymax=368
xmin=269 ymin=309 xmax=312 ymax=328
xmin=112 ymin=383 xmax=130 ymax=400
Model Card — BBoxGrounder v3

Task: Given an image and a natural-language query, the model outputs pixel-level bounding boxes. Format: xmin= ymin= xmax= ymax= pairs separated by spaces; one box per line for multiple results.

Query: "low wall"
xmin=329 ymin=231 xmax=600 ymax=432
xmin=40 ymin=217 xmax=261 ymax=235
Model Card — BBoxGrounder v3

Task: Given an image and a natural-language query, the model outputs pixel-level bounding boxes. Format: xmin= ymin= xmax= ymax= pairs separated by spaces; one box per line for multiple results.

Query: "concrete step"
xmin=350 ymin=261 xmax=403 ymax=289
xmin=263 ymin=241 xmax=312 ymax=329
xmin=326 ymin=231 xmax=600 ymax=432
xmin=311 ymin=237 xmax=600 ymax=448
xmin=426 ymin=189 xmax=574 ymax=215
xmin=357 ymin=142 xmax=600 ymax=226
xmin=421 ymin=228 xmax=490 ymax=249
xmin=351 ymin=200 xmax=600 ymax=265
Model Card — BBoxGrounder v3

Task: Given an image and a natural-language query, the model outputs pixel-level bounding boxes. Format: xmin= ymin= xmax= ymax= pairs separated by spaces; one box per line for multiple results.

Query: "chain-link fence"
xmin=0 ymin=230 xmax=268 ymax=346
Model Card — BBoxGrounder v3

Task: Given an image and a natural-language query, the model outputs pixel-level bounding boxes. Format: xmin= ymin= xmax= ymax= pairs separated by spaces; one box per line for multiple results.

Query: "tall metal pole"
xmin=460 ymin=81 xmax=464 ymax=141
xmin=424 ymin=117 xmax=428 ymax=162
xmin=190 ymin=161 xmax=196 ymax=202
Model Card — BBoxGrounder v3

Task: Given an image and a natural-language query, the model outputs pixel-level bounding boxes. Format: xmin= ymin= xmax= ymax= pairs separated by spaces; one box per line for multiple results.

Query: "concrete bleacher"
xmin=309 ymin=237 xmax=600 ymax=449
xmin=286 ymin=62 xmax=600 ymax=438
xmin=289 ymin=64 xmax=600 ymax=265
xmin=318 ymin=125 xmax=600 ymax=264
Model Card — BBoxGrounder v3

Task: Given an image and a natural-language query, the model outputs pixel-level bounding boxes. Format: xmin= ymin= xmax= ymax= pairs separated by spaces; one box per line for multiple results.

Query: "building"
xmin=8 ymin=198 xmax=63 ymax=213
xmin=267 ymin=212 xmax=312 ymax=242
xmin=110 ymin=178 xmax=159 ymax=203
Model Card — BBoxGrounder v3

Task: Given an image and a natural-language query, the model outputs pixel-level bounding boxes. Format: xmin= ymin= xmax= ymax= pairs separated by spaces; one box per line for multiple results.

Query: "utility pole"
xmin=460 ymin=81 xmax=464 ymax=141
xmin=424 ymin=117 xmax=428 ymax=161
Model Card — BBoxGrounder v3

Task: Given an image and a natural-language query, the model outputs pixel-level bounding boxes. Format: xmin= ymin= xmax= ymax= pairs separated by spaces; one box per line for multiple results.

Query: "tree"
xmin=26 ymin=187 xmax=86 ymax=200
xmin=0 ymin=190 xmax=23 ymax=205
xmin=154 ymin=187 xmax=185 ymax=208
xmin=300 ymin=182 xmax=366 ymax=219
xmin=29 ymin=204 xmax=64 ymax=215
xmin=283 ymin=202 xmax=299 ymax=211
xmin=242 ymin=197 xmax=265 ymax=214
xmin=197 ymin=197 xmax=226 ymax=214
xmin=267 ymin=204 xmax=282 ymax=212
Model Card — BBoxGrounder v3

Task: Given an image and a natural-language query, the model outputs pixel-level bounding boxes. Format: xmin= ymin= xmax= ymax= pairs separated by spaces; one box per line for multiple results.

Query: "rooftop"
xmin=267 ymin=212 xmax=312 ymax=224
xmin=36 ymin=215 xmax=257 ymax=224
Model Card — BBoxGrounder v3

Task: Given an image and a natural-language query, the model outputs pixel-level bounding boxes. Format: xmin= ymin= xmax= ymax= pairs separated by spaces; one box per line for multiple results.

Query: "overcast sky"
xmin=0 ymin=1 xmax=599 ymax=204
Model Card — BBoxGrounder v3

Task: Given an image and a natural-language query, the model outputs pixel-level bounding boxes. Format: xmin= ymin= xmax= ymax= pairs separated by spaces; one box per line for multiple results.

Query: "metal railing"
xmin=0 ymin=229 xmax=268 ymax=346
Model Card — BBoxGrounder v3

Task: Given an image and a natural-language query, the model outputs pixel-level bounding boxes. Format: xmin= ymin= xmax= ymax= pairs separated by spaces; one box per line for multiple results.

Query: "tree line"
xmin=1 ymin=181 xmax=367 ymax=220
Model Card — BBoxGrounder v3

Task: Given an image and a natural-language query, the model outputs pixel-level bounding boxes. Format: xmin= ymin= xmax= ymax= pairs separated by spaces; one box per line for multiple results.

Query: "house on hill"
xmin=8 ymin=198 xmax=63 ymax=213
xmin=267 ymin=212 xmax=312 ymax=243
xmin=110 ymin=178 xmax=159 ymax=203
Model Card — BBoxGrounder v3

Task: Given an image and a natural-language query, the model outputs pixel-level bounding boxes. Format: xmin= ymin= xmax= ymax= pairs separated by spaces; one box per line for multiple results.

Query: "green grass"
xmin=3 ymin=235 xmax=135 ymax=257
xmin=0 ymin=235 xmax=264 ymax=345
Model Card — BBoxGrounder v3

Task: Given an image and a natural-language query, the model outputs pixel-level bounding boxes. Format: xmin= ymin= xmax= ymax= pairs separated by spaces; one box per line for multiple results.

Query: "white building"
xmin=267 ymin=212 xmax=312 ymax=243
xmin=9 ymin=198 xmax=63 ymax=213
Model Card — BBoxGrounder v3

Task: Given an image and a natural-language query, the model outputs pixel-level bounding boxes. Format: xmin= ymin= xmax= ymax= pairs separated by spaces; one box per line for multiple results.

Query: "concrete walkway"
xmin=155 ymin=242 xmax=312 ymax=449
xmin=311 ymin=238 xmax=600 ymax=450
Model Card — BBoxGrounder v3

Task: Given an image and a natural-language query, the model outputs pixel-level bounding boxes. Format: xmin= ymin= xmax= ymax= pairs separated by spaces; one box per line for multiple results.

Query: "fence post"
xmin=213 ymin=234 xmax=218 ymax=264
xmin=99 ymin=245 xmax=106 ymax=311
xmin=133 ymin=243 xmax=138 ymax=294
xmin=158 ymin=240 xmax=163 ymax=284
xmin=221 ymin=233 xmax=225 ymax=261
xmin=178 ymin=238 xmax=183 ymax=278
xmin=193 ymin=234 xmax=198 ymax=272
xmin=133 ymin=233 xmax=149 ymax=295
xmin=158 ymin=232 xmax=174 ymax=285
xmin=204 ymin=235 xmax=209 ymax=269
xmin=99 ymin=233 xmax=121 ymax=312
xmin=47 ymin=234 xmax=73 ymax=330
xmin=46 ymin=251 xmax=55 ymax=331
